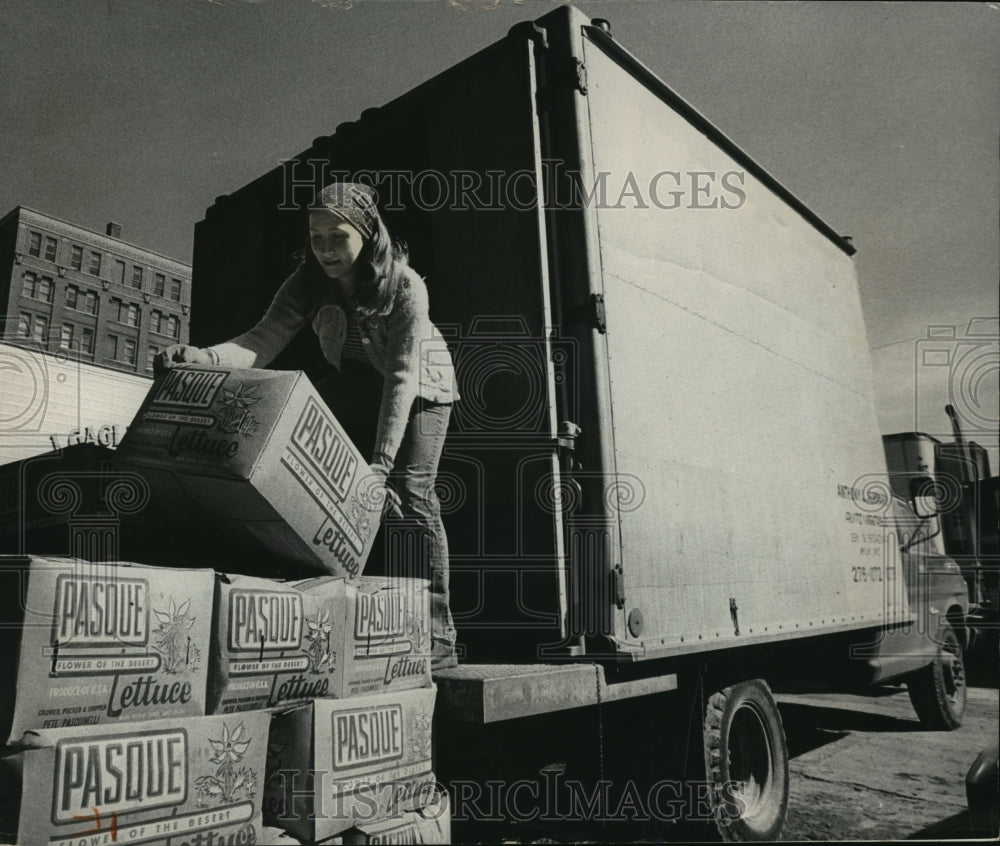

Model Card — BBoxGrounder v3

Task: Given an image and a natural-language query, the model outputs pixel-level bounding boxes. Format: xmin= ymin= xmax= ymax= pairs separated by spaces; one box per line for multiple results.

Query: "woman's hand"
xmin=153 ymin=344 xmax=214 ymax=374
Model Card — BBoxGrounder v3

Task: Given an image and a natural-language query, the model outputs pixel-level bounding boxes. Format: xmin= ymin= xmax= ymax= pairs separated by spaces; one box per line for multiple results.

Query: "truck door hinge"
xmin=612 ymin=565 xmax=626 ymax=609
xmin=564 ymin=58 xmax=588 ymax=95
xmin=536 ymin=58 xmax=588 ymax=111
xmin=557 ymin=420 xmax=581 ymax=451
xmin=590 ymin=293 xmax=607 ymax=334
xmin=729 ymin=597 xmax=741 ymax=636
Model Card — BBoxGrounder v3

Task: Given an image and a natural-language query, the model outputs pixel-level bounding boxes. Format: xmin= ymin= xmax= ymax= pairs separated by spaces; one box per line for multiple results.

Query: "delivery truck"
xmin=884 ymin=402 xmax=999 ymax=641
xmin=139 ymin=5 xmax=972 ymax=840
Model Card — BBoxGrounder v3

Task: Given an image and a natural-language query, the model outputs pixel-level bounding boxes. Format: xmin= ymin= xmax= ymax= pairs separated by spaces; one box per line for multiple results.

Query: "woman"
xmin=156 ymin=182 xmax=459 ymax=670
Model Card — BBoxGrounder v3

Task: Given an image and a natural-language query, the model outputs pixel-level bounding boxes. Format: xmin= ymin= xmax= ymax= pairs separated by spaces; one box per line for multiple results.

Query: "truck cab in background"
xmin=883 ymin=405 xmax=1000 ymax=644
xmin=861 ymin=493 xmax=970 ymax=729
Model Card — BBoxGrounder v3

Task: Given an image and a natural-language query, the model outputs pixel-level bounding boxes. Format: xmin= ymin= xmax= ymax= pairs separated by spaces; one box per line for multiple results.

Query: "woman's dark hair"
xmin=301 ymin=210 xmax=410 ymax=318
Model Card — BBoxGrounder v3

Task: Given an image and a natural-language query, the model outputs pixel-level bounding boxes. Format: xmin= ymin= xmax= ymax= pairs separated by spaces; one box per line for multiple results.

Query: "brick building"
xmin=0 ymin=206 xmax=191 ymax=374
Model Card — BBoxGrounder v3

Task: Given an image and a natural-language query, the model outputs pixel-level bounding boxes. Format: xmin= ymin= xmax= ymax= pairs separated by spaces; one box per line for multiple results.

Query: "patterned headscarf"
xmin=313 ymin=182 xmax=380 ymax=241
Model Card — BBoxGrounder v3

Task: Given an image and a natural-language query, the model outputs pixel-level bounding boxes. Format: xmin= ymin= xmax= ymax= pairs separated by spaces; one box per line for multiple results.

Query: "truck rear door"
xmin=537 ymin=9 xmax=910 ymax=659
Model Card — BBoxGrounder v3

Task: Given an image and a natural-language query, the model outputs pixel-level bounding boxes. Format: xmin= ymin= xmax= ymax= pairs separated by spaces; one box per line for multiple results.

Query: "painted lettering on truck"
xmin=52 ymin=575 xmax=148 ymax=647
xmin=291 ymin=397 xmax=358 ymax=501
xmin=229 ymin=589 xmax=304 ymax=652
xmin=333 ymin=706 xmax=403 ymax=769
xmin=52 ymin=730 xmax=187 ymax=823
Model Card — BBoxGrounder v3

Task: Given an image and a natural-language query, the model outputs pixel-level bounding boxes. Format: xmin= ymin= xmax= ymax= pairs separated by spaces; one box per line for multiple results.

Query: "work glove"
xmin=153 ymin=344 xmax=215 ymax=374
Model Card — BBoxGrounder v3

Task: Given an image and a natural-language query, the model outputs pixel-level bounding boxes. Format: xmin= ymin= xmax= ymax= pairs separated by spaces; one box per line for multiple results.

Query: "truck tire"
xmin=907 ymin=618 xmax=966 ymax=730
xmin=703 ymin=678 xmax=789 ymax=842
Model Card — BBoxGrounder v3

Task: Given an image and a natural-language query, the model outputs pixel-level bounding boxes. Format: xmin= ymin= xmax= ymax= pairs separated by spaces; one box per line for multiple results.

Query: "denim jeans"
xmin=317 ymin=365 xmax=456 ymax=646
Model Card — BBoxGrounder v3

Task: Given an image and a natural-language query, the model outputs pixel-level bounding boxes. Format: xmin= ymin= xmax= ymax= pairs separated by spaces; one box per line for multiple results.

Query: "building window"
xmin=123 ymin=338 xmax=137 ymax=366
xmin=27 ymin=232 xmax=41 ymax=257
xmin=21 ymin=272 xmax=53 ymax=303
xmin=70 ymin=245 xmax=83 ymax=271
xmin=110 ymin=298 xmax=139 ymax=326
xmin=151 ymin=310 xmax=180 ymax=340
xmin=38 ymin=276 xmax=54 ymax=303
xmin=154 ymin=273 xmax=165 ymax=297
xmin=88 ymin=251 xmax=102 ymax=276
xmin=108 ymin=335 xmax=118 ymax=361
xmin=132 ymin=266 xmax=144 ymax=289
xmin=60 ymin=323 xmax=75 ymax=349
xmin=146 ymin=346 xmax=158 ymax=371
xmin=81 ymin=327 xmax=94 ymax=356
xmin=17 ymin=313 xmax=52 ymax=342
xmin=31 ymin=314 xmax=48 ymax=343
xmin=114 ymin=260 xmax=126 ymax=286
xmin=44 ymin=236 xmax=58 ymax=263
xmin=170 ymin=278 xmax=183 ymax=302
xmin=68 ymin=288 xmax=98 ymax=314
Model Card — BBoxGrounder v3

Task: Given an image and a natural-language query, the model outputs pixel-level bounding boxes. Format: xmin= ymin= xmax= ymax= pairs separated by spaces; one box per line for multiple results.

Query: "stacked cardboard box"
xmin=210 ymin=574 xmax=348 ymax=715
xmin=210 ymin=574 xmax=432 ymax=715
xmin=107 ymin=369 xmax=446 ymax=840
xmin=0 ymin=556 xmax=271 ymax=845
xmin=1 ymin=369 xmax=448 ymax=844
xmin=210 ymin=571 xmax=444 ymax=842
xmin=263 ymin=687 xmax=439 ymax=843
xmin=0 ymin=557 xmax=214 ymax=742
xmin=0 ymin=711 xmax=270 ymax=846
xmin=343 ymin=788 xmax=452 ymax=845
xmin=0 ymin=559 xmax=446 ymax=844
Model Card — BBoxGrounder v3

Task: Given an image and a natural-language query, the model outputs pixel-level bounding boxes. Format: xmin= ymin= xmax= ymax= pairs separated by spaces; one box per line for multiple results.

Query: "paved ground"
xmin=778 ymin=683 xmax=999 ymax=841
xmin=473 ymin=657 xmax=999 ymax=843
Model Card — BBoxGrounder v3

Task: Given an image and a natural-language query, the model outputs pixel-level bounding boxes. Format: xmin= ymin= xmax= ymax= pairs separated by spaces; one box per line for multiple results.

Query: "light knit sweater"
xmin=208 ymin=264 xmax=457 ymax=463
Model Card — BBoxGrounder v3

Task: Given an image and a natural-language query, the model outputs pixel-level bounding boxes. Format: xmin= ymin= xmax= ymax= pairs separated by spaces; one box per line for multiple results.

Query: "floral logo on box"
xmin=409 ymin=707 xmax=433 ymax=761
xmin=303 ymin=608 xmax=336 ymax=674
xmin=195 ymin=722 xmax=259 ymax=806
xmin=217 ymin=381 xmax=262 ymax=436
xmin=152 ymin=597 xmax=201 ymax=674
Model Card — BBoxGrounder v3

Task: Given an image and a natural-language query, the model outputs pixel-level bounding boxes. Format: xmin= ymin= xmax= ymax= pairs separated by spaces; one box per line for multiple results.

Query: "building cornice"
xmin=12 ymin=206 xmax=191 ymax=275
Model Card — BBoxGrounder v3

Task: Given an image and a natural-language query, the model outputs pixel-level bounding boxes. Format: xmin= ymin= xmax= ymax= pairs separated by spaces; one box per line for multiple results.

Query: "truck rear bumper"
xmin=434 ymin=663 xmax=677 ymax=723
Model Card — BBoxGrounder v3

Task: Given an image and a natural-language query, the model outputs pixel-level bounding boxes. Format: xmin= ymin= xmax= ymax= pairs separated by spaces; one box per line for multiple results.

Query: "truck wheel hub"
xmin=729 ymin=703 xmax=773 ymax=819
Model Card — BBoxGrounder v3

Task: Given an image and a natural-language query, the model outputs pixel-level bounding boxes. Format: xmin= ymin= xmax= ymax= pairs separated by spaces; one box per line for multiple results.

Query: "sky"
xmin=1 ymin=0 xmax=997 ymax=458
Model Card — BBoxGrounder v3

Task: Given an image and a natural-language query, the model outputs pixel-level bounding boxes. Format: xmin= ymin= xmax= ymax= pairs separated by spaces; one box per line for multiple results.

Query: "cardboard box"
xmin=343 ymin=789 xmax=451 ymax=844
xmin=260 ymin=825 xmax=312 ymax=845
xmin=0 ymin=556 xmax=214 ymax=744
xmin=302 ymin=576 xmax=432 ymax=699
xmin=263 ymin=688 xmax=437 ymax=842
xmin=210 ymin=573 xmax=348 ymax=714
xmin=211 ymin=575 xmax=431 ymax=715
xmin=116 ymin=367 xmax=383 ymax=581
xmin=0 ymin=710 xmax=270 ymax=846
